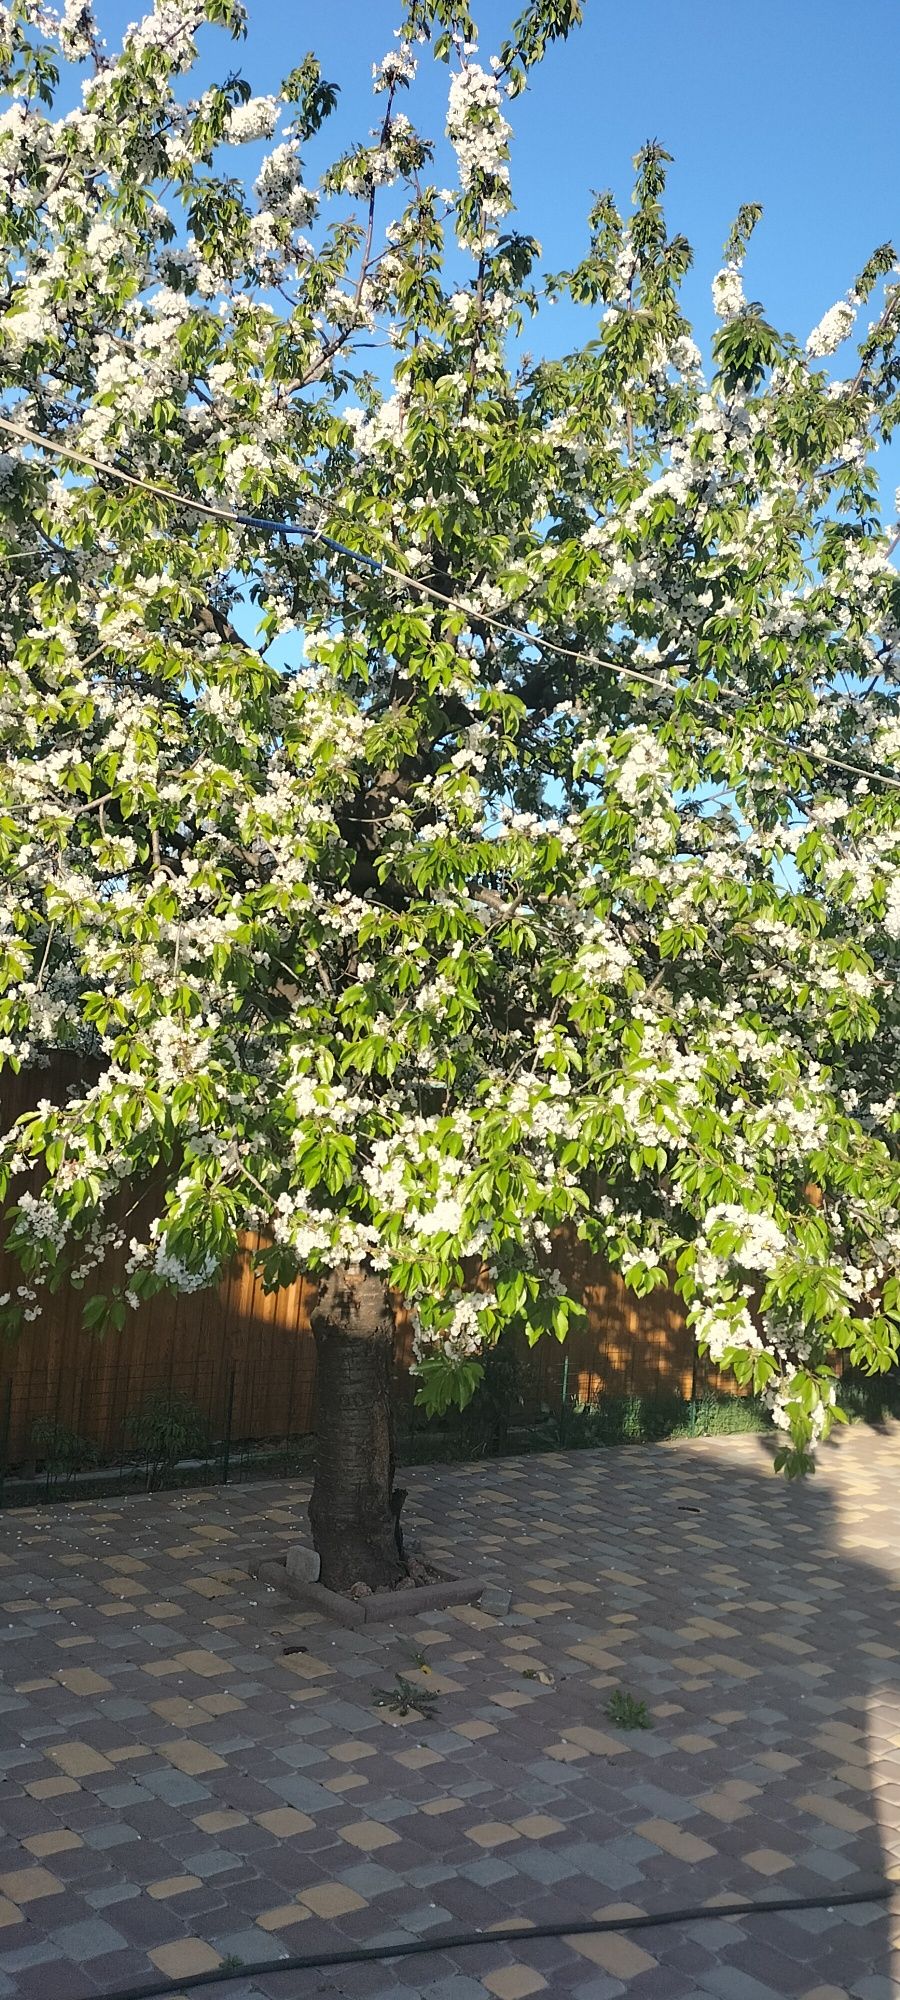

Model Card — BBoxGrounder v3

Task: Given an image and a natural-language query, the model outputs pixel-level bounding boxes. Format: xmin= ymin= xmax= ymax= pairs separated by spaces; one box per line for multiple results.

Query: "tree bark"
xmin=308 ymin=1266 xmax=406 ymax=1594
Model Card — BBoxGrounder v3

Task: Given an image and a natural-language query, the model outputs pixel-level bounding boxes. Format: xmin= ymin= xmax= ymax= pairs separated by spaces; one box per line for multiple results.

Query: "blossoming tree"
xmin=3 ymin=0 xmax=900 ymax=1588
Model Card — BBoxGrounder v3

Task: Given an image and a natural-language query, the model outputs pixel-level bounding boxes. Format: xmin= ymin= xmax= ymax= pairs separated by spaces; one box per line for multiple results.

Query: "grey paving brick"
xmin=82 ymin=1821 xmax=141 ymax=1849
xmin=96 ymin=1780 xmax=155 ymax=1809
xmin=142 ymin=1768 xmax=212 ymax=1805
xmin=48 ymin=1918 xmax=129 ymax=1961
xmin=182 ymin=1847 xmax=247 ymax=1877
xmin=694 ymin=1969 xmax=802 ymax=2000
xmin=419 ymin=1980 xmax=489 ymax=2000
xmin=213 ymin=1928 xmax=289 ymax=1963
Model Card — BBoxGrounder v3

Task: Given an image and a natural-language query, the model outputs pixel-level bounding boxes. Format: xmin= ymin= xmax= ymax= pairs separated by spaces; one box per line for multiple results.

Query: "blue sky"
xmin=163 ymin=0 xmax=898 ymax=508
xmin=97 ymin=0 xmax=899 ymax=357
xmin=86 ymin=1 xmax=900 ymax=501
xmin=226 ymin=0 xmax=898 ymax=360
xmin=66 ymin=0 xmax=900 ymax=515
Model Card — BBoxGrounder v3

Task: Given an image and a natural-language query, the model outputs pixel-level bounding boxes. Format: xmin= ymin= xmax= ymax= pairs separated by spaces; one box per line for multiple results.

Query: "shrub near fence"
xmin=0 ymin=1055 xmax=739 ymax=1487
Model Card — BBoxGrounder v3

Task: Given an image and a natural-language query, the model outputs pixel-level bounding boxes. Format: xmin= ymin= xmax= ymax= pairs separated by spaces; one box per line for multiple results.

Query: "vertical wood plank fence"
xmin=0 ymin=1057 xmax=734 ymax=1474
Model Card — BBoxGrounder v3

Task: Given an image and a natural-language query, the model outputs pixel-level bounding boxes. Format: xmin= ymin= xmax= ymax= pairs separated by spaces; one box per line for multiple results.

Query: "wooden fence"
xmin=0 ymin=1058 xmax=733 ymax=1472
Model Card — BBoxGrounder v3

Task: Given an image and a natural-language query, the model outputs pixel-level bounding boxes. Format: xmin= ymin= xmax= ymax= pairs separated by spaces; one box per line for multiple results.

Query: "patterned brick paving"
xmin=1 ymin=1425 xmax=899 ymax=1999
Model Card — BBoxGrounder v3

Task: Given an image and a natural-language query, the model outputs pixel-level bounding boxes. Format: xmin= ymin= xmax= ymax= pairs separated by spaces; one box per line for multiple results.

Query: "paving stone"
xmin=1 ymin=1429 xmax=900 ymax=2000
xmin=419 ymin=1980 xmax=490 ymax=2000
xmin=695 ymin=1973 xmax=803 ymax=2000
xmin=82 ymin=1821 xmax=141 ymax=1849
xmin=142 ymin=1768 xmax=212 ymax=1805
xmin=48 ymin=1917 xmax=129 ymax=1960
xmin=213 ymin=1926 xmax=289 ymax=1962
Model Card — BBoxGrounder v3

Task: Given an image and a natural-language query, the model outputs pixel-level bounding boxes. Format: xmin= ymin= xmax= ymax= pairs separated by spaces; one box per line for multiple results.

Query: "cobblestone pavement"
xmin=1 ymin=1425 xmax=900 ymax=2000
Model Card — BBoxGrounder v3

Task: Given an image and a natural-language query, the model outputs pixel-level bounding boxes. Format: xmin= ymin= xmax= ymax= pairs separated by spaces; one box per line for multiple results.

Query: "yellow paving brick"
xmin=48 ymin=1741 xmax=114 ymax=1778
xmin=465 ymin=1822 xmax=521 ymax=1848
xmin=339 ymin=1820 xmax=400 ymax=1852
xmin=563 ymin=1726 xmax=628 ymax=1757
xmin=393 ymin=1747 xmax=444 ymax=1770
xmin=55 ymin=1667 xmax=113 ymax=1695
xmin=299 ymin=1883 xmax=367 ymax=1918
xmin=22 ymin=1830 xmax=82 ymax=1858
xmin=454 ymin=1719 xmax=498 ymax=1741
xmin=255 ymin=1808 xmax=315 ymax=1836
xmin=513 ymin=1815 xmax=565 ymax=1839
xmin=408 ymin=1672 xmax=463 ymax=1695
xmin=566 ymin=1644 xmax=625 ymax=1670
xmin=795 ymin=1792 xmax=871 ymax=1833
xmin=636 ymin=1819 xmax=716 ymax=1862
xmin=152 ymin=1698 xmax=206 ymax=1728
xmin=197 ymin=1693 xmax=245 ymax=1716
xmin=172 ymin=1649 xmax=231 ymax=1678
xmin=278 ymin=1652 xmax=333 ymax=1680
xmin=149 ymin=1941 xmax=224 ymax=1978
xmin=745 ymin=1849 xmax=794 ymax=1876
xmin=147 ymin=1876 xmax=203 ymax=1899
xmin=0 ymin=1867 xmax=64 ymax=1903
xmin=193 ymin=1810 xmax=248 ymax=1834
xmin=160 ymin=1738 xmax=227 ymax=1775
xmin=325 ymin=1773 xmax=368 ymax=1794
xmin=564 ymin=1931 xmax=657 ymax=1977
xmin=330 ymin=1741 xmax=378 ymax=1763
xmin=694 ymin=1790 xmax=750 ymax=1825
xmin=25 ymin=1776 xmax=80 ymax=1801
xmin=482 ymin=1968 xmax=547 ymax=1998
xmin=834 ymin=1764 xmax=871 ymax=1792
xmin=422 ymin=1798 xmax=464 ymax=1815
xmin=0 ymin=1899 xmax=23 ymax=1929
xmin=673 ymin=1734 xmax=715 ymax=1753
xmin=257 ymin=1903 xmax=312 ymax=1932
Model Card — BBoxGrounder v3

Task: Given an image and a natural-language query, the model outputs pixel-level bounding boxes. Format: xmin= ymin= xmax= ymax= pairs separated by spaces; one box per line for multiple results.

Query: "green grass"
xmin=606 ymin=1689 xmax=651 ymax=1730
xmin=372 ymin=1673 xmax=439 ymax=1718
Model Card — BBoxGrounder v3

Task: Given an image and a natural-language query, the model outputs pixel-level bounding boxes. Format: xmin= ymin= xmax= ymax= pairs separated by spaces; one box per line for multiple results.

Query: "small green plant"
xmin=30 ymin=1417 xmax=98 ymax=1488
xmin=125 ymin=1392 xmax=209 ymax=1491
xmin=606 ymin=1689 xmax=650 ymax=1731
xmin=372 ymin=1673 xmax=439 ymax=1718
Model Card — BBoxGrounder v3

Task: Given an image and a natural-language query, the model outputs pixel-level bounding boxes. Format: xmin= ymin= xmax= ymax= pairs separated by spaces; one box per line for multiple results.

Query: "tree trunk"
xmin=308 ymin=1266 xmax=406 ymax=1594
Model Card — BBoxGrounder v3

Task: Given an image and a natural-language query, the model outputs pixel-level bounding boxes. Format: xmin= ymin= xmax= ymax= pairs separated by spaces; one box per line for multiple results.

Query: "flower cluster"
xmin=446 ymin=62 xmax=512 ymax=219
xmin=226 ymin=94 xmax=279 ymax=144
xmin=806 ymin=297 xmax=857 ymax=358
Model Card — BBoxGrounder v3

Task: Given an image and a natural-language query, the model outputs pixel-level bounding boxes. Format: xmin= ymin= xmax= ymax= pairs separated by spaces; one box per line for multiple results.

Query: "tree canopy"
xmin=2 ymin=0 xmax=900 ymax=1473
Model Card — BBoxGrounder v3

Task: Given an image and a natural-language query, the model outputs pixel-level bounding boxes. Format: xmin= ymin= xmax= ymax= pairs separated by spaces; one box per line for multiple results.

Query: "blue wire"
xmin=233 ymin=512 xmax=384 ymax=573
